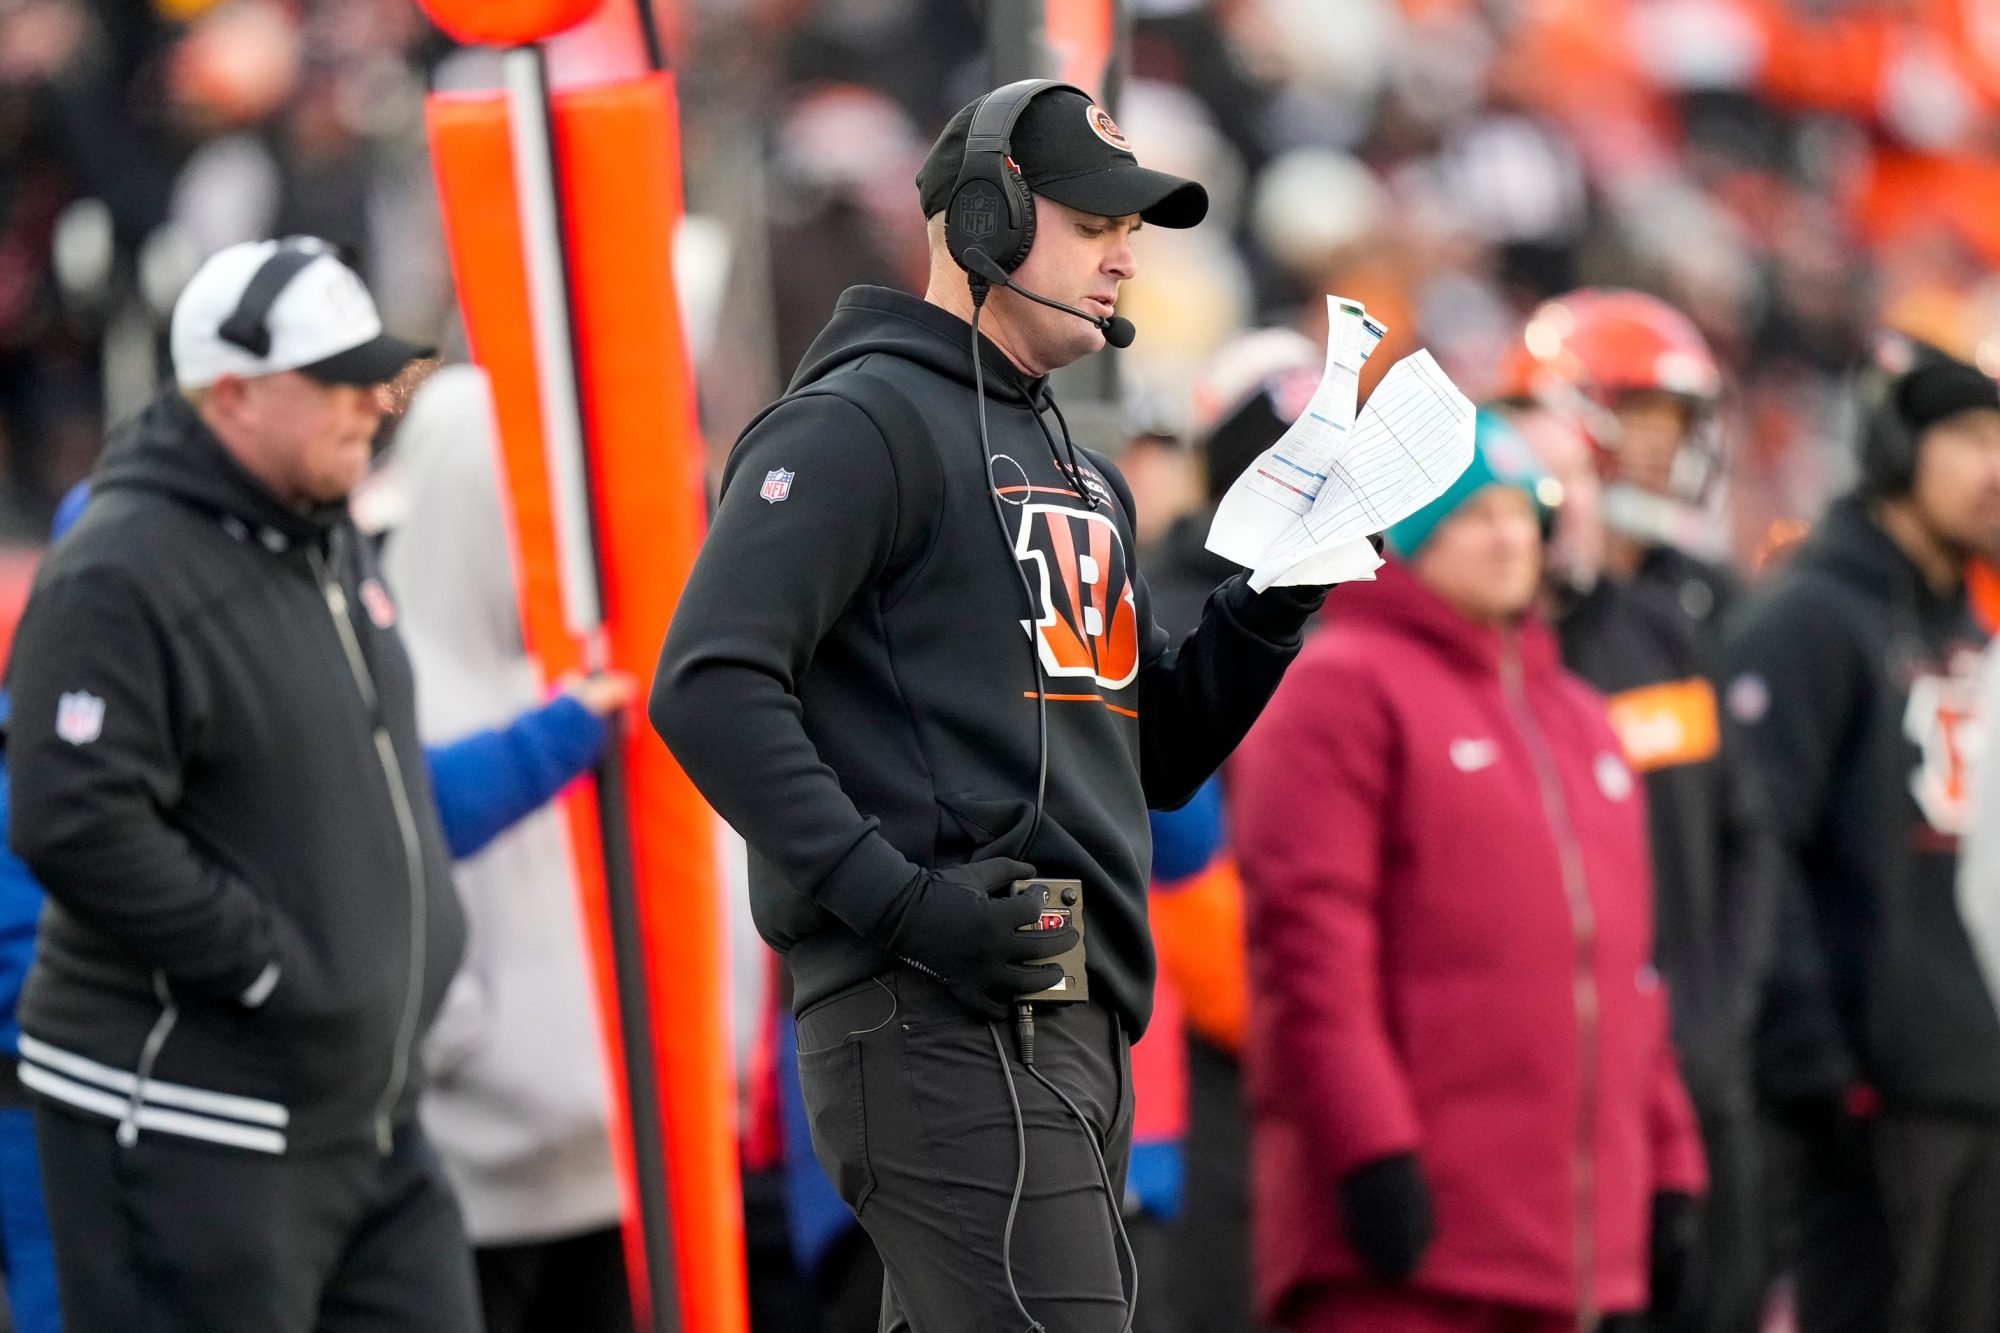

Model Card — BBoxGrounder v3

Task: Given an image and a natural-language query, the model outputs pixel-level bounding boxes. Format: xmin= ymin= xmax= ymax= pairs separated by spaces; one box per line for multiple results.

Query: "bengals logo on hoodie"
xmin=1013 ymin=502 xmax=1140 ymax=694
xmin=1904 ymin=647 xmax=1985 ymax=839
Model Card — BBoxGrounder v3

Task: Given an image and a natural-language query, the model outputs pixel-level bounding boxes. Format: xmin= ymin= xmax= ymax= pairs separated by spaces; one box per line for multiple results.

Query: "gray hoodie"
xmin=393 ymin=366 xmax=620 ymax=1244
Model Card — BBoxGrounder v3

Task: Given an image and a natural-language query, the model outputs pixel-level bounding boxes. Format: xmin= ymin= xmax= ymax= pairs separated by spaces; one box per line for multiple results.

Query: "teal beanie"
xmin=1384 ymin=408 xmax=1554 ymax=558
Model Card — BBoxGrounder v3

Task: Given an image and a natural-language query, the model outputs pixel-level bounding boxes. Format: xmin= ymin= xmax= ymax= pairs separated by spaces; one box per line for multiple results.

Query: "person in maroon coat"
xmin=1233 ymin=412 xmax=1707 ymax=1333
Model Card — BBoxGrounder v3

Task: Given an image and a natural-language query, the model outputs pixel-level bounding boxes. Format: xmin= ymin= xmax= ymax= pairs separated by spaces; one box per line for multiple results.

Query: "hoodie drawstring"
xmin=118 ymin=971 xmax=179 ymax=1148
xmin=1033 ymin=396 xmax=1100 ymax=512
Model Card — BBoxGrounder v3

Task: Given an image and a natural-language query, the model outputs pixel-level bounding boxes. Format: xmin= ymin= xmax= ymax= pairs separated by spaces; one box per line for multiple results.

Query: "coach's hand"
xmin=876 ymin=857 xmax=1078 ymax=1020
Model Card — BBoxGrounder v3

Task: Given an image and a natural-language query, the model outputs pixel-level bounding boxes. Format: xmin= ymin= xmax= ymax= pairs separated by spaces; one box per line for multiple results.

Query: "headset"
xmin=1850 ymin=330 xmax=2000 ymax=497
xmin=217 ymin=238 xmax=340 ymax=358
xmin=945 ymin=80 xmax=1136 ymax=348
xmin=944 ymin=79 xmax=1077 ymax=286
xmin=948 ymin=79 xmax=1140 ymax=1333
xmin=1856 ymin=332 xmax=1920 ymax=498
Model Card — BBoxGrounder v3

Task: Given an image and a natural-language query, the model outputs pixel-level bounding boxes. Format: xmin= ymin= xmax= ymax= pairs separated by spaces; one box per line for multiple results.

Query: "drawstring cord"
xmin=1030 ymin=393 xmax=1100 ymax=511
xmin=118 ymin=971 xmax=178 ymax=1148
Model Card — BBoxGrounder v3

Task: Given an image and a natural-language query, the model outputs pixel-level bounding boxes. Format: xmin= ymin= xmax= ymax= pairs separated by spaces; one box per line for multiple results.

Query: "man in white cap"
xmin=4 ymin=238 xmax=481 ymax=1331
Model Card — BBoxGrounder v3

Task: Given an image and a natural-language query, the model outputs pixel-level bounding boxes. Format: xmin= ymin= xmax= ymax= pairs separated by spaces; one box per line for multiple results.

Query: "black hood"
xmin=93 ymin=390 xmax=342 ymax=546
xmin=1793 ymin=493 xmax=1950 ymax=609
xmin=789 ymin=286 xmax=1049 ymax=407
xmin=789 ymin=286 xmax=1107 ymax=513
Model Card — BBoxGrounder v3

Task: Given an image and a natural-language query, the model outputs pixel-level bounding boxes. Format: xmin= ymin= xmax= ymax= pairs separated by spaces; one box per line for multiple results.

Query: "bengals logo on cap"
xmin=1085 ymin=104 xmax=1131 ymax=152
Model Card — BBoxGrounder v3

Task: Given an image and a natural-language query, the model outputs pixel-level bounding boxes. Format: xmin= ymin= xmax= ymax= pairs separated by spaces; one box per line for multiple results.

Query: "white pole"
xmin=498 ymin=44 xmax=682 ymax=1333
xmin=504 ymin=44 xmax=602 ymax=637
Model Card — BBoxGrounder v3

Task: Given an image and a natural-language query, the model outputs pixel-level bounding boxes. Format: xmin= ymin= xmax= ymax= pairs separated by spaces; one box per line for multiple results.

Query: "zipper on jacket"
xmin=1499 ymin=633 xmax=1600 ymax=1329
xmin=117 ymin=972 xmax=179 ymax=1148
xmin=310 ymin=546 xmax=427 ymax=1156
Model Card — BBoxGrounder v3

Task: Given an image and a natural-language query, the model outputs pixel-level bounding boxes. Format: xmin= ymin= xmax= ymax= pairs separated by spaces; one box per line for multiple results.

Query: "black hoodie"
xmin=652 ymin=287 xmax=1325 ymax=1034
xmin=1554 ymin=574 xmax=1781 ymax=1115
xmin=1722 ymin=496 xmax=1994 ymax=1112
xmin=6 ymin=390 xmax=462 ymax=1155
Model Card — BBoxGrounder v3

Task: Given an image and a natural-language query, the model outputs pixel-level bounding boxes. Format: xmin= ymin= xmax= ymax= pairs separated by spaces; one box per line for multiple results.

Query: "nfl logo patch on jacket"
xmin=55 ymin=692 xmax=104 ymax=746
xmin=760 ymin=468 xmax=794 ymax=503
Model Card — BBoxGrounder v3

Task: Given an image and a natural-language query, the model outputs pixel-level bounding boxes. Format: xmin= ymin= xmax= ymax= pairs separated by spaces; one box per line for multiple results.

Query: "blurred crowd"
xmin=0 ymin=0 xmax=1992 ymax=548
xmin=705 ymin=0 xmax=2000 ymax=573
xmin=1 ymin=2 xmax=1999 ymax=1333
xmin=0 ymin=0 xmax=453 ymax=539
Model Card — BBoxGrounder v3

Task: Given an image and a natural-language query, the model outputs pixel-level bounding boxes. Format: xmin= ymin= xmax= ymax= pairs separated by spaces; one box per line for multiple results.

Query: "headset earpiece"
xmin=944 ymin=79 xmax=1083 ymax=284
xmin=1860 ymin=390 xmax=1917 ymax=497
xmin=945 ymin=172 xmax=1031 ymax=281
xmin=1856 ymin=333 xmax=1919 ymax=497
xmin=1007 ymin=161 xmax=1036 ymax=268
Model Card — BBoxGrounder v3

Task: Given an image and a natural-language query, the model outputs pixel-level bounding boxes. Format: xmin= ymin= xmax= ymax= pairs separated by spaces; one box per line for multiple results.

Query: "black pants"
xmin=476 ymin=1225 xmax=634 ymax=1333
xmin=1127 ymin=1209 xmax=1179 ymax=1333
xmin=1662 ymin=1103 xmax=1764 ymax=1333
xmin=33 ymin=1101 xmax=481 ymax=1333
xmin=813 ymin=1227 xmax=888 ymax=1333
xmin=1793 ymin=1110 xmax=2000 ymax=1333
xmin=795 ymin=970 xmax=1135 ymax=1333
xmin=1169 ymin=1034 xmax=1263 ymax=1333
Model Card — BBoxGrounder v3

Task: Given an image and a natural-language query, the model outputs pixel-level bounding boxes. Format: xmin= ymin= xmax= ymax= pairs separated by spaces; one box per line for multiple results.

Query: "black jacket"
xmin=1722 ymin=496 xmax=1994 ymax=1112
xmin=651 ymin=286 xmax=1324 ymax=1034
xmin=1633 ymin=545 xmax=1741 ymax=658
xmin=6 ymin=391 xmax=463 ymax=1155
xmin=1143 ymin=506 xmax=1243 ymax=643
xmin=1555 ymin=575 xmax=1781 ymax=1114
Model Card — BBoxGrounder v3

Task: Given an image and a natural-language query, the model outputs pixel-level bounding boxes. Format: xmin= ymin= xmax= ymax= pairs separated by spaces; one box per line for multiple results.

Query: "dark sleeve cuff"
xmin=1219 ymin=575 xmax=1331 ymax=645
xmin=815 ymin=831 xmax=924 ymax=941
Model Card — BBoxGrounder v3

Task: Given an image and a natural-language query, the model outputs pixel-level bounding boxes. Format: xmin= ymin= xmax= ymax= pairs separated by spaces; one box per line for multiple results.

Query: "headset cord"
xmin=988 ymin=1019 xmax=1141 ymax=1333
xmin=970 ymin=294 xmax=1048 ymax=859
xmin=972 ymin=290 xmax=1133 ymax=1333
xmin=1027 ymin=1060 xmax=1140 ymax=1333
xmin=991 ymin=1021 xmax=1048 ymax=1333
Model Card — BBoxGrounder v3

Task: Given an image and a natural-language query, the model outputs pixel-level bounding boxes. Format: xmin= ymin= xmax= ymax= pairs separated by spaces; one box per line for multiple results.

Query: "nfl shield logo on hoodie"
xmin=56 ymin=691 xmax=105 ymax=746
xmin=760 ymin=468 xmax=795 ymax=504
xmin=359 ymin=578 xmax=397 ymax=629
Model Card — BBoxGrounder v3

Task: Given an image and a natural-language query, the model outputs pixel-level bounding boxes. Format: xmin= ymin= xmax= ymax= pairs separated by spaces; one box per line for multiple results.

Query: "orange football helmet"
xmin=1496 ymin=288 xmax=1724 ymax=503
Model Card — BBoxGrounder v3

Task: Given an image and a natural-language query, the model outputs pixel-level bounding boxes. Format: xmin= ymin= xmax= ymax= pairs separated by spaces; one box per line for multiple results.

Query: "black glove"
xmin=1338 ymin=1152 xmax=1435 ymax=1283
xmin=874 ymin=857 xmax=1078 ymax=1020
xmin=1773 ymin=1085 xmax=1877 ymax=1180
xmin=1648 ymin=1190 xmax=1700 ymax=1316
xmin=1225 ymin=576 xmax=1331 ymax=638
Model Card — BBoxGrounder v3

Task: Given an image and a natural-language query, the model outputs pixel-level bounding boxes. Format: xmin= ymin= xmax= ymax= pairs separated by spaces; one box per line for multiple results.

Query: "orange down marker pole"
xmin=426 ymin=71 xmax=744 ymax=1333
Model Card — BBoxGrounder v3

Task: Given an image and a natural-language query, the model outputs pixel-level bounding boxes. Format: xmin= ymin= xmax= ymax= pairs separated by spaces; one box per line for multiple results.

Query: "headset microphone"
xmin=962 ymin=249 xmax=1136 ymax=349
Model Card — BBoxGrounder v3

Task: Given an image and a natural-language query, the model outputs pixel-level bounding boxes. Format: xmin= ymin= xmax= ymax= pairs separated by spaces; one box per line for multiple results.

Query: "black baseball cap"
xmin=917 ymin=87 xmax=1208 ymax=229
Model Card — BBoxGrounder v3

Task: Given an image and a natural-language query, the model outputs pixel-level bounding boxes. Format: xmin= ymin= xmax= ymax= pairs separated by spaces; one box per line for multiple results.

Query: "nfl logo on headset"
xmin=56 ymin=691 xmax=105 ymax=746
xmin=760 ymin=468 xmax=795 ymax=503
xmin=959 ymin=181 xmax=1001 ymax=242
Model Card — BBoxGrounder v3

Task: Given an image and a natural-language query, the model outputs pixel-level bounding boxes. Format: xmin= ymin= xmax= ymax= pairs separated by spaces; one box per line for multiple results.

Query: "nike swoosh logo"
xmin=1450 ymin=738 xmax=1499 ymax=772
